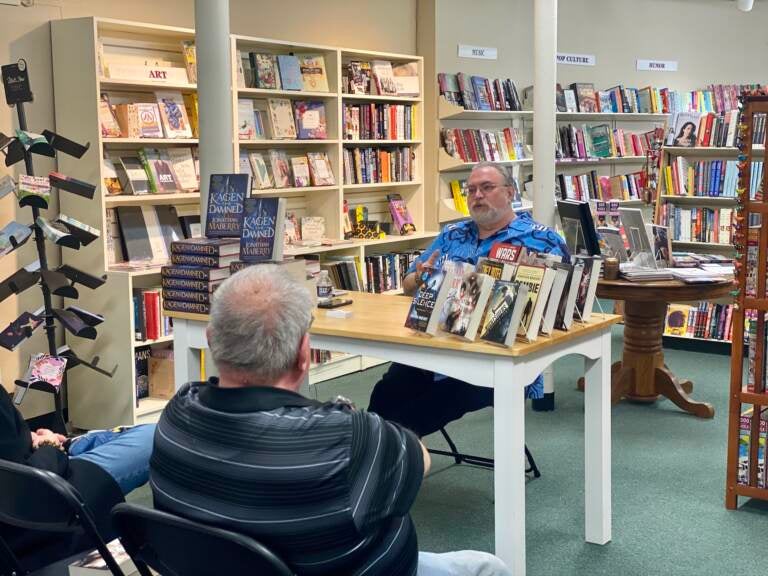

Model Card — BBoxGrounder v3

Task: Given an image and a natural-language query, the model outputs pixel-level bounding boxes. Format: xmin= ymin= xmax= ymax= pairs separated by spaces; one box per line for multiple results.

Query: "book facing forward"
xmin=479 ymin=281 xmax=529 ymax=347
xmin=240 ymin=197 xmax=287 ymax=263
xmin=405 ymin=265 xmax=448 ymax=332
xmin=446 ymin=272 xmax=494 ymax=341
xmin=205 ymin=173 xmax=249 ymax=238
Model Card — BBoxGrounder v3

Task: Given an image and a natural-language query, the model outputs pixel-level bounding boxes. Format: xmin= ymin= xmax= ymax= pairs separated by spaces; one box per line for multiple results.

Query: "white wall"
xmin=436 ymin=0 xmax=768 ymax=91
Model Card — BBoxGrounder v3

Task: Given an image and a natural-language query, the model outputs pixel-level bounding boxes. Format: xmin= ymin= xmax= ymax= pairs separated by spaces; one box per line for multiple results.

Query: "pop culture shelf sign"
xmin=556 ymin=53 xmax=596 ymax=66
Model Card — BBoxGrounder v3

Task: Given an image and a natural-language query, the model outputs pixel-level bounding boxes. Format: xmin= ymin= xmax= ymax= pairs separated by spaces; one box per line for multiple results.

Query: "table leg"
xmin=584 ymin=331 xmax=612 ymax=544
xmin=493 ymin=360 xmax=526 ymax=576
xmin=655 ymin=366 xmax=714 ymax=418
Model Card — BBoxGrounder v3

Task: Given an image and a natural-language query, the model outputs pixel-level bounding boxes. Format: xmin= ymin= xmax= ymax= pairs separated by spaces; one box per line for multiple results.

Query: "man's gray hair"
xmin=471 ymin=161 xmax=515 ymax=187
xmin=208 ymin=264 xmax=313 ymax=382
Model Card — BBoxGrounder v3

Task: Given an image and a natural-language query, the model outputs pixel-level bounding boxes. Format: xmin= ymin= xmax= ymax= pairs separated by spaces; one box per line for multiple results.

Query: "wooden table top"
xmin=596 ymin=278 xmax=733 ymax=303
xmin=166 ymin=292 xmax=621 ymax=358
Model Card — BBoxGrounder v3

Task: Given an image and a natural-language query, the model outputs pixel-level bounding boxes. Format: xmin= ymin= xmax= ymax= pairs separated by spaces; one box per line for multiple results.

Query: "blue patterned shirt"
xmin=413 ymin=213 xmax=570 ymax=399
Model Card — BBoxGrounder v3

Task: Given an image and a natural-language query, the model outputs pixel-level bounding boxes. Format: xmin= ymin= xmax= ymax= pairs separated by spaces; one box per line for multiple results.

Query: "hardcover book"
xmin=573 ymin=255 xmax=602 ymax=321
xmin=267 ymin=98 xmax=297 ymax=139
xmin=306 ymin=152 xmax=335 ymax=186
xmin=371 ymin=60 xmax=397 ymax=96
xmin=520 ymin=266 xmax=556 ymax=342
xmin=170 ymin=237 xmax=240 ymax=256
xmin=240 ymin=197 xmax=287 ymax=262
xmin=277 ymin=55 xmax=303 ymax=90
xmin=479 ymin=281 xmax=529 ymax=346
xmin=205 ymin=173 xmax=249 ymax=238
xmin=161 ymin=276 xmax=224 ymax=292
xmin=513 ymin=264 xmax=546 ymax=337
xmin=405 ymin=264 xmax=448 ymax=332
xmin=347 ymin=61 xmax=372 ymax=94
xmin=155 ymin=91 xmax=193 ymax=138
xmin=296 ymin=54 xmax=329 ymax=92
xmin=166 ymin=147 xmax=198 ymax=191
xmin=139 ymin=148 xmax=180 ymax=194
xmin=254 ymin=53 xmax=279 ymax=89
xmin=248 ymin=152 xmax=273 ymax=189
xmin=135 ymin=103 xmax=164 ymax=138
xmin=570 ymin=83 xmax=598 ymax=113
xmin=293 ymin=101 xmax=327 ymax=139
xmin=446 ymin=271 xmax=494 ymax=341
xmin=181 ymin=40 xmax=197 ymax=83
xmin=116 ymin=156 xmax=150 ymax=195
xmin=290 ymin=156 xmax=311 ymax=187
xmin=237 ymin=99 xmax=256 ymax=140
xmin=430 ymin=261 xmax=474 ymax=336
xmin=102 ymin=157 xmax=123 ymax=195
xmin=170 ymin=252 xmax=239 ymax=268
xmin=162 ymin=288 xmax=213 ymax=304
xmin=161 ymin=265 xmax=230 ymax=281
xmin=162 ymin=299 xmax=211 ymax=315
xmin=98 ymin=93 xmax=122 ymax=138
xmin=540 ymin=263 xmax=571 ymax=335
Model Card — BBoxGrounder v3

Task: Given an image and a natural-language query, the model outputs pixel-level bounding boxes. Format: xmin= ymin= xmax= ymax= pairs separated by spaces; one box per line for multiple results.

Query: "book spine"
xmin=161 ymin=266 xmax=213 ymax=281
xmin=161 ymin=277 xmax=217 ymax=291
xmin=170 ymin=243 xmax=223 ymax=256
xmin=162 ymin=288 xmax=213 ymax=304
xmin=162 ymin=299 xmax=211 ymax=315
xmin=170 ymin=253 xmax=224 ymax=267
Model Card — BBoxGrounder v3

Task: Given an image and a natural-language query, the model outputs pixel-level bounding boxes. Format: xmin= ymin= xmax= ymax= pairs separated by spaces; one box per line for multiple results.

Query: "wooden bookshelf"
xmin=49 ymin=19 xmax=435 ymax=429
xmin=556 ymin=112 xmax=669 ymax=122
xmin=726 ymin=95 xmax=768 ymax=509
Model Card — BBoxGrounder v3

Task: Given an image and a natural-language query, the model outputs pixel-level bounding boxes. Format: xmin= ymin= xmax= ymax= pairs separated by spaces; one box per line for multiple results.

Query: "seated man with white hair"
xmin=150 ymin=264 xmax=511 ymax=576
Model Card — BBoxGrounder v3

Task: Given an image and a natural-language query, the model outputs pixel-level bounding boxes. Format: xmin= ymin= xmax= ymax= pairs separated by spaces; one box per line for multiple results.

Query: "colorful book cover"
xmin=24 ymin=353 xmax=66 ymax=390
xmin=267 ymin=98 xmax=297 ymax=139
xmin=277 ymin=55 xmax=303 ymax=90
xmin=0 ymin=311 xmax=43 ymax=351
xmin=240 ymin=197 xmax=286 ymax=262
xmin=513 ymin=264 xmax=546 ymax=336
xmin=447 ymin=272 xmax=494 ymax=340
xmin=155 ymin=91 xmax=193 ymax=138
xmin=290 ymin=156 xmax=311 ymax=187
xmin=480 ymin=281 xmax=524 ymax=345
xmin=249 ymin=152 xmax=273 ymax=189
xmin=135 ymin=103 xmax=164 ymax=138
xmin=269 ymin=150 xmax=292 ymax=188
xmin=307 ymin=152 xmax=335 ymax=186
xmin=0 ymin=221 xmax=32 ymax=256
xmin=296 ymin=54 xmax=329 ymax=92
xmin=405 ymin=265 xmax=448 ymax=332
xmin=17 ymin=174 xmax=51 ymax=208
xmin=255 ymin=53 xmax=278 ymax=89
xmin=293 ymin=101 xmax=327 ymax=139
xmin=665 ymin=304 xmax=691 ymax=336
xmin=387 ymin=193 xmax=416 ymax=235
xmin=205 ymin=173 xmax=248 ymax=237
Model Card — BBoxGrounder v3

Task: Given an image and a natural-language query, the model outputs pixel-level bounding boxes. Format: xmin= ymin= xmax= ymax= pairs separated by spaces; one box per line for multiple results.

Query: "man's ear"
xmin=206 ymin=326 xmax=212 ymax=348
xmin=297 ymin=333 xmax=311 ymax=372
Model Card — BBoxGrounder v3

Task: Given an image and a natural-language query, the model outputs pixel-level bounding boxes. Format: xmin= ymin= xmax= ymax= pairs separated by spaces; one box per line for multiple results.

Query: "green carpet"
xmin=129 ymin=324 xmax=768 ymax=575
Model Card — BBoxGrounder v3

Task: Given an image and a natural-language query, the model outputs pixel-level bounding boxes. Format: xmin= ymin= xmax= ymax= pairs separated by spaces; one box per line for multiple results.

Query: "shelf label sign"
xmin=458 ymin=45 xmax=498 ymax=60
xmin=637 ymin=59 xmax=678 ymax=72
xmin=556 ymin=53 xmax=596 ymax=66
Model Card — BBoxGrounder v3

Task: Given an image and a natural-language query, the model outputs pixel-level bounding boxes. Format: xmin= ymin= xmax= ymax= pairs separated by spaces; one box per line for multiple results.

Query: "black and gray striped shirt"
xmin=150 ymin=380 xmax=424 ymax=576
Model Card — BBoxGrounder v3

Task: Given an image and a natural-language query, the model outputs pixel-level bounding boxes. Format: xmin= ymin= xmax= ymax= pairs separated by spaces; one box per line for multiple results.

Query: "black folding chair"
xmin=428 ymin=427 xmax=541 ymax=478
xmin=0 ymin=459 xmax=126 ymax=576
xmin=112 ymin=503 xmax=294 ymax=576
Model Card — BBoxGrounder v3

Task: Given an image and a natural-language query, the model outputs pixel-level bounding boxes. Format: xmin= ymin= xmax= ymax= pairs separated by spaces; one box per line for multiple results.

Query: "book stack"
xmin=659 ymin=206 xmax=733 ymax=244
xmin=344 ymin=103 xmax=416 ymax=140
xmin=664 ymin=302 xmax=735 ymax=342
xmin=404 ymin=243 xmax=601 ymax=344
xmin=161 ymin=238 xmax=238 ymax=316
xmin=342 ymin=146 xmax=415 ymax=184
xmin=441 ymin=127 xmax=527 ymax=163
xmin=556 ymin=124 xmax=655 ymax=161
xmin=437 ymin=73 xmax=522 ymax=111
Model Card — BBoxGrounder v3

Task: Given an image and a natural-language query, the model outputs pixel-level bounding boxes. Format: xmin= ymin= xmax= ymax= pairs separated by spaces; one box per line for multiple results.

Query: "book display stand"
xmin=1 ymin=59 xmax=115 ymax=430
xmin=726 ymin=93 xmax=768 ymax=508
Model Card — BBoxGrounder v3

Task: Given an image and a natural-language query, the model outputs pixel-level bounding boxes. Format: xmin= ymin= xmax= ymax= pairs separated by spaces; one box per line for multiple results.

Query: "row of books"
xmin=343 ymin=103 xmax=417 ymax=141
xmin=343 ymin=60 xmax=419 ymax=97
xmin=441 ymin=127 xmax=527 ymax=164
xmin=556 ymin=124 xmax=654 ymax=161
xmin=236 ymin=51 xmax=330 ymax=92
xmin=664 ymin=302 xmax=735 ymax=342
xmin=406 ymin=243 xmax=602 ymax=345
xmin=448 ymin=178 xmax=524 ymax=216
xmin=99 ymin=92 xmax=196 ymax=139
xmin=237 ymin=149 xmax=335 ymax=189
xmin=556 ymin=170 xmax=644 ymax=202
xmin=661 ymin=158 xmax=756 ymax=198
xmin=110 ymin=205 xmax=197 ymax=265
xmin=364 ymin=251 xmax=422 ymax=294
xmin=658 ymin=205 xmax=733 ymax=244
xmin=437 ymin=73 xmax=522 ymax=111
xmin=738 ymin=407 xmax=766 ymax=489
xmin=132 ymin=287 xmax=172 ymax=342
xmin=133 ymin=345 xmax=174 ymax=405
xmin=237 ymin=98 xmax=327 ymax=140
xmin=666 ymin=111 xmax=741 ymax=148
xmin=750 ymin=113 xmax=767 ymax=146
xmin=102 ymin=147 xmax=199 ymax=196
xmin=342 ymin=146 xmax=415 ymax=185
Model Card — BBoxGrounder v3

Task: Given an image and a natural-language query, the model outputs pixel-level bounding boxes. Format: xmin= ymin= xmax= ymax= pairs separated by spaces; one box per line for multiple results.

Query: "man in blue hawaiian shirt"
xmin=368 ymin=162 xmax=569 ymax=437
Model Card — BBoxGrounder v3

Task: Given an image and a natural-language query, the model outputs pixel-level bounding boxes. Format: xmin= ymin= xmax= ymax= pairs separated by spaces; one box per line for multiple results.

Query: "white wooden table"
xmin=167 ymin=293 xmax=619 ymax=576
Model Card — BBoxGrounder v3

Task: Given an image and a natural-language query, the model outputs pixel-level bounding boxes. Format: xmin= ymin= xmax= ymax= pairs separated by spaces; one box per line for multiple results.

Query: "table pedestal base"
xmin=579 ymin=300 xmax=714 ymax=419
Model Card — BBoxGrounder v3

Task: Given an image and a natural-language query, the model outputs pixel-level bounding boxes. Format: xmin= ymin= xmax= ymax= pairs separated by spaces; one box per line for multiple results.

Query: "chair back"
xmin=0 ymin=459 xmax=126 ymax=576
xmin=112 ymin=503 xmax=294 ymax=576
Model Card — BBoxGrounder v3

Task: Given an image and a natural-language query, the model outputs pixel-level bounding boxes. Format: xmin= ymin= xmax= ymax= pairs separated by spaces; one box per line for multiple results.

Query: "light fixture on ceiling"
xmin=737 ymin=0 xmax=755 ymax=12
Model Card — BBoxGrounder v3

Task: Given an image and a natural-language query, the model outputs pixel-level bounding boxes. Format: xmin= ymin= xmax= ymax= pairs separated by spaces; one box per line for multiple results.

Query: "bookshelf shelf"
xmin=343 ymin=139 xmax=421 ymax=146
xmin=251 ymin=186 xmax=338 ymax=197
xmin=670 ymin=240 xmax=734 ymax=250
xmin=587 ymin=198 xmax=645 ymax=207
xmin=104 ymin=192 xmax=201 ymax=206
xmin=659 ymin=195 xmax=737 ymax=206
xmin=342 ymin=94 xmax=422 ymax=103
xmin=136 ymin=397 xmax=168 ymax=420
xmin=438 ymin=98 xmax=533 ymax=121
xmin=237 ymin=88 xmax=337 ymax=99
xmin=663 ymin=333 xmax=730 ymax=345
xmin=556 ymin=112 xmax=670 ymax=122
xmin=109 ymin=265 xmax=166 ymax=277
xmin=102 ymin=138 xmax=199 ymax=146
xmin=283 ymin=232 xmax=438 ymax=257
xmin=556 ymin=156 xmax=646 ymax=168
xmin=239 ymin=139 xmax=339 ymax=146
xmin=99 ymin=78 xmax=197 ymax=93
xmin=133 ymin=335 xmax=174 ymax=348
xmin=665 ymin=144 xmax=765 ymax=157
xmin=342 ymin=181 xmax=422 ymax=191
xmin=438 ymin=148 xmax=532 ymax=173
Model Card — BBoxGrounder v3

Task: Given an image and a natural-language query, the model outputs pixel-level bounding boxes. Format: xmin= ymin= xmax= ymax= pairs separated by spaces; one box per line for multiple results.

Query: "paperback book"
xmin=447 ymin=271 xmax=494 ymax=341
xmin=387 ymin=193 xmax=416 ymax=235
xmin=513 ymin=264 xmax=546 ymax=337
xmin=294 ymin=101 xmax=327 ymax=139
xmin=296 ymin=54 xmax=329 ymax=92
xmin=155 ymin=91 xmax=193 ymax=138
xmin=405 ymin=264 xmax=447 ymax=332
xmin=479 ymin=281 xmax=529 ymax=346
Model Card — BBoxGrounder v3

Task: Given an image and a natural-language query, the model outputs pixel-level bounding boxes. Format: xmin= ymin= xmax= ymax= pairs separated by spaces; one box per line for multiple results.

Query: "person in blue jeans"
xmin=0 ymin=389 xmax=154 ymax=571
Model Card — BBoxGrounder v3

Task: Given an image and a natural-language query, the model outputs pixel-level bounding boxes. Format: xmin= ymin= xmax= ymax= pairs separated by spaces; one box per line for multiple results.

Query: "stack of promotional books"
xmin=161 ymin=238 xmax=238 ymax=315
xmin=405 ymin=243 xmax=602 ymax=345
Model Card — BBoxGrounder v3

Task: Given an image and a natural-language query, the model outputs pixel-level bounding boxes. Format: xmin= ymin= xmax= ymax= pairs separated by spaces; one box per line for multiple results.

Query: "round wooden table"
xmin=581 ymin=278 xmax=733 ymax=418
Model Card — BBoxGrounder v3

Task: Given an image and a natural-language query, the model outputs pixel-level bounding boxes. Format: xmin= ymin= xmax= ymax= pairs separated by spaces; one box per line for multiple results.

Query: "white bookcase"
xmin=50 ymin=18 xmax=435 ymax=429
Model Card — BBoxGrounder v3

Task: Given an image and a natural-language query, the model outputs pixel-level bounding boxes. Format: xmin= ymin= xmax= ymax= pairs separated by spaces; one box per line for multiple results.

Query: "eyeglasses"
xmin=466 ymin=183 xmax=504 ymax=197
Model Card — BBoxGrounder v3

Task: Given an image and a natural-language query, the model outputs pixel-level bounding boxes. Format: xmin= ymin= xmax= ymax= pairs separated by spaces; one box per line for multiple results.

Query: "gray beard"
xmin=470 ymin=205 xmax=503 ymax=226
